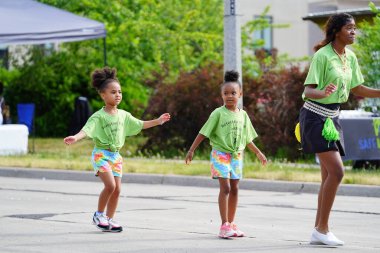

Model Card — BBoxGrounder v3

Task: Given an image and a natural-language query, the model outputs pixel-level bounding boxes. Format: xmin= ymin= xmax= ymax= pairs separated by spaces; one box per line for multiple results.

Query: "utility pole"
xmin=224 ymin=0 xmax=243 ymax=108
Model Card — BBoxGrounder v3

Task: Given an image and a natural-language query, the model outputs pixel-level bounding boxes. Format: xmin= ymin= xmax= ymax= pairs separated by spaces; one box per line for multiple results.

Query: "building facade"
xmin=239 ymin=0 xmax=380 ymax=57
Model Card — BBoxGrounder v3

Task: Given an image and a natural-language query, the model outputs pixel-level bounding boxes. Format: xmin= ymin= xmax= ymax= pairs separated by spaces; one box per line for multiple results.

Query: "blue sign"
xmin=340 ymin=118 xmax=380 ymax=161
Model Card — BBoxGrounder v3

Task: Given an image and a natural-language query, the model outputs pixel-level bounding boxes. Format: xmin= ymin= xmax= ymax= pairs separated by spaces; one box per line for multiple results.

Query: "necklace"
xmin=332 ymin=46 xmax=347 ymax=72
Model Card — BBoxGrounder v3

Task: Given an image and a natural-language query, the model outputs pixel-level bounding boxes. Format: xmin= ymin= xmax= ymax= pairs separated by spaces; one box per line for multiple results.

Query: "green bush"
xmin=142 ymin=63 xmax=306 ymax=160
xmin=243 ymin=65 xmax=307 ymax=160
xmin=141 ymin=63 xmax=224 ymax=157
xmin=4 ymin=47 xmax=96 ymax=136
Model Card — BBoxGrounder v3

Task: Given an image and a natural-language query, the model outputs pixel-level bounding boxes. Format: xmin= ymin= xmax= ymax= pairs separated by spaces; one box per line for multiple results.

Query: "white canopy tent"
xmin=0 ymin=0 xmax=107 ymax=64
xmin=0 ymin=0 xmax=107 ymax=154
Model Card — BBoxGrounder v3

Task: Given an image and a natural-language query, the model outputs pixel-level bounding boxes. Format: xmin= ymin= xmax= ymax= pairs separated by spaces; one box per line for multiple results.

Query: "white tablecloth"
xmin=0 ymin=124 xmax=29 ymax=155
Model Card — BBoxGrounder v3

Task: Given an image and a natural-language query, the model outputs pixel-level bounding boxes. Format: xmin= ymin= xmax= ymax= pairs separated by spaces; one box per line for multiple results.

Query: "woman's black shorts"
xmin=299 ymin=102 xmax=345 ymax=156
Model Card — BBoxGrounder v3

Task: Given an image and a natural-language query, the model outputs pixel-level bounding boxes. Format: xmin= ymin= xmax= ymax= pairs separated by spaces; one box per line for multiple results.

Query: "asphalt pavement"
xmin=1 ymin=167 xmax=380 ymax=252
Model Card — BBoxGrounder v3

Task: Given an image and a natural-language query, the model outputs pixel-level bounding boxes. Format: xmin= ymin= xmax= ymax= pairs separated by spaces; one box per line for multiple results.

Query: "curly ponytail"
xmin=91 ymin=67 xmax=119 ymax=92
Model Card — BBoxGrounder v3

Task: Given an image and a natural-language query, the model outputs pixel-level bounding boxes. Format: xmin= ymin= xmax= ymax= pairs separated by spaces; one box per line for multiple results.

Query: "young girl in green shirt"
xmin=64 ymin=67 xmax=170 ymax=232
xmin=299 ymin=13 xmax=380 ymax=246
xmin=185 ymin=70 xmax=267 ymax=238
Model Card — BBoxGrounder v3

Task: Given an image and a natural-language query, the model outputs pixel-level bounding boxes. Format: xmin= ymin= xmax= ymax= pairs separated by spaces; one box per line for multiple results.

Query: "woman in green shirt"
xmin=300 ymin=13 xmax=380 ymax=246
xmin=64 ymin=67 xmax=170 ymax=233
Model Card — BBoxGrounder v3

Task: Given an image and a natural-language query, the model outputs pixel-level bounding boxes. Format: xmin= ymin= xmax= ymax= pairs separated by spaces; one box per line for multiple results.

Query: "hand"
xmin=159 ymin=113 xmax=171 ymax=125
xmin=324 ymin=83 xmax=337 ymax=97
xmin=256 ymin=151 xmax=267 ymax=166
xmin=63 ymin=136 xmax=77 ymax=145
xmin=185 ymin=150 xmax=194 ymax=164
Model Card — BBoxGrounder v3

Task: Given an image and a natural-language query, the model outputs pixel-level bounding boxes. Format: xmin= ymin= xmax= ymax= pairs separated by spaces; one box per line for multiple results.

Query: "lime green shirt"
xmin=303 ymin=43 xmax=364 ymax=104
xmin=199 ymin=106 xmax=258 ymax=153
xmin=82 ymin=108 xmax=143 ymax=151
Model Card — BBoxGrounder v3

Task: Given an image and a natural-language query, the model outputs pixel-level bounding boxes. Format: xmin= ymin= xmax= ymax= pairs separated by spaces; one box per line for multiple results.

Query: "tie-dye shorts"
xmin=210 ymin=149 xmax=243 ymax=179
xmin=91 ymin=148 xmax=123 ymax=177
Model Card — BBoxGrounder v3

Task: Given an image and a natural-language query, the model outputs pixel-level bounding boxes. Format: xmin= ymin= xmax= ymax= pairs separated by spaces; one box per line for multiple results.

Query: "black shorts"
xmin=299 ymin=102 xmax=345 ymax=156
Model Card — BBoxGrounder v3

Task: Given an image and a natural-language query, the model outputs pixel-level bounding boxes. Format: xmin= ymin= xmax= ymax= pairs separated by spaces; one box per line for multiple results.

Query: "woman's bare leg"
xmin=315 ymin=157 xmax=328 ymax=228
xmin=315 ymin=151 xmax=344 ymax=233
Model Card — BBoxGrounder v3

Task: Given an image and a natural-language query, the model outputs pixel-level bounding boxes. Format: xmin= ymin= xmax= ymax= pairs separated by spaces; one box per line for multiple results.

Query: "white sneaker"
xmin=310 ymin=228 xmax=344 ymax=246
xmin=328 ymin=231 xmax=344 ymax=245
xmin=218 ymin=222 xmax=236 ymax=238
xmin=230 ymin=222 xmax=245 ymax=237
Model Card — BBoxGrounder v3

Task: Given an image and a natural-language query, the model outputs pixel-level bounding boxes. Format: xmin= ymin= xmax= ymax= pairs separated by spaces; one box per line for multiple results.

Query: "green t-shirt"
xmin=199 ymin=106 xmax=258 ymax=153
xmin=303 ymin=43 xmax=364 ymax=104
xmin=82 ymin=108 xmax=143 ymax=151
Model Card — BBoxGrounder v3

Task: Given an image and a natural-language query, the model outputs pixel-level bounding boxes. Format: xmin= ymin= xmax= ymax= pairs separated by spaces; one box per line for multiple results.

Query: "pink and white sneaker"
xmin=92 ymin=212 xmax=109 ymax=231
xmin=230 ymin=222 xmax=245 ymax=237
xmin=107 ymin=218 xmax=123 ymax=233
xmin=218 ymin=222 xmax=237 ymax=238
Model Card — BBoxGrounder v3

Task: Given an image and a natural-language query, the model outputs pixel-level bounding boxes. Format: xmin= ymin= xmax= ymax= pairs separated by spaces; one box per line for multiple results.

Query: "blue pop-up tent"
xmin=0 ymin=0 xmax=107 ymax=64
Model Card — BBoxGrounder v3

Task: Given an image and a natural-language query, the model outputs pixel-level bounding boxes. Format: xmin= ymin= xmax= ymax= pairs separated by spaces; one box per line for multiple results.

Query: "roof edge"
xmin=302 ymin=7 xmax=379 ymax=20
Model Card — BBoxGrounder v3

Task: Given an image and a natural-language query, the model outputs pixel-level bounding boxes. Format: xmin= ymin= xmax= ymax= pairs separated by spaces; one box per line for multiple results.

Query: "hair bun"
xmin=224 ymin=70 xmax=239 ymax=82
xmin=91 ymin=67 xmax=118 ymax=90
xmin=103 ymin=67 xmax=117 ymax=80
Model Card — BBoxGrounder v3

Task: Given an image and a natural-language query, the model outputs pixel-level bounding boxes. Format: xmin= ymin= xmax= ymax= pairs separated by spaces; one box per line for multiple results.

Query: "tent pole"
xmin=103 ymin=37 xmax=107 ymax=66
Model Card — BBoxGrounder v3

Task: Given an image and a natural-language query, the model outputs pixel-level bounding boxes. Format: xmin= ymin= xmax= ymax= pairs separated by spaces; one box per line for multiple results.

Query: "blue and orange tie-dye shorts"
xmin=210 ymin=149 xmax=243 ymax=180
xmin=91 ymin=148 xmax=123 ymax=177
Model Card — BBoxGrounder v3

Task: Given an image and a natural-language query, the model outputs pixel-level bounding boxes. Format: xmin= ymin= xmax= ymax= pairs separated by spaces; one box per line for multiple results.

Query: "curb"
xmin=1 ymin=166 xmax=380 ymax=198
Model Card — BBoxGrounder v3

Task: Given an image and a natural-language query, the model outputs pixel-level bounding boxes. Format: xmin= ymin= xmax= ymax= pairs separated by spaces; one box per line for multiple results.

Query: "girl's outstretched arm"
xmin=351 ymin=85 xmax=380 ymax=98
xmin=142 ymin=113 xmax=171 ymax=129
xmin=185 ymin=134 xmax=206 ymax=164
xmin=247 ymin=142 xmax=267 ymax=165
xmin=64 ymin=130 xmax=87 ymax=145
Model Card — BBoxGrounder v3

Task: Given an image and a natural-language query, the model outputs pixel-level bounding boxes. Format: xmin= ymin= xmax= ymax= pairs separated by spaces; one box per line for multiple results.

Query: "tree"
xmin=39 ymin=0 xmax=224 ymax=111
xmin=4 ymin=0 xmax=224 ymax=136
xmin=353 ymin=2 xmax=380 ymax=111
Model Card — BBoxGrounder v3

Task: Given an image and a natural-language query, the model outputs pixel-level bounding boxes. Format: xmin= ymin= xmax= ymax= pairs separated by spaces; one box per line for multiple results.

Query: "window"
xmin=253 ymin=15 xmax=273 ymax=51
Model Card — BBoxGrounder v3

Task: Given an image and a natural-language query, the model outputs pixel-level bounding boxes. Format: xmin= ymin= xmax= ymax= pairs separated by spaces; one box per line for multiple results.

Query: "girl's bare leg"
xmin=228 ymin=179 xmax=239 ymax=223
xmin=218 ymin=178 xmax=231 ymax=224
xmin=106 ymin=176 xmax=121 ymax=218
xmin=97 ymin=172 xmax=116 ymax=212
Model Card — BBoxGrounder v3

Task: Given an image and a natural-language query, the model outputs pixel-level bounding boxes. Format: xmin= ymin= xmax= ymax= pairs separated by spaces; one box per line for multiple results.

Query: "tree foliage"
xmin=353 ymin=2 xmax=380 ymax=111
xmin=3 ymin=0 xmax=224 ymax=136
xmin=354 ymin=2 xmax=380 ymax=89
xmin=39 ymin=0 xmax=224 ymax=97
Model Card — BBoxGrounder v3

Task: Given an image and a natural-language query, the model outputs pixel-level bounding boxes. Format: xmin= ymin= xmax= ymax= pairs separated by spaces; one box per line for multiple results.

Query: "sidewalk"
xmin=1 ymin=166 xmax=379 ymax=198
